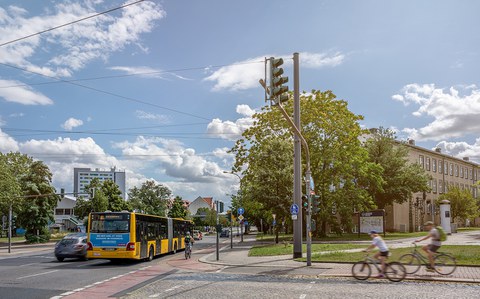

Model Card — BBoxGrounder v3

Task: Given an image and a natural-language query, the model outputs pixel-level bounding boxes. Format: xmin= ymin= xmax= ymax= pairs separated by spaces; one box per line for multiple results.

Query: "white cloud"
xmin=109 ymin=66 xmax=164 ymax=79
xmin=0 ymin=1 xmax=165 ymax=77
xmin=393 ymin=83 xmax=480 ymax=141
xmin=0 ymin=128 xmax=20 ymax=152
xmin=204 ymin=51 xmax=345 ymax=91
xmin=0 ymin=79 xmax=54 ymax=105
xmin=61 ymin=117 xmax=84 ymax=131
xmin=113 ymin=136 xmax=227 ymax=184
xmin=435 ymin=138 xmax=480 ymax=163
xmin=206 ymin=104 xmax=256 ymax=141
xmin=135 ymin=110 xmax=169 ymax=123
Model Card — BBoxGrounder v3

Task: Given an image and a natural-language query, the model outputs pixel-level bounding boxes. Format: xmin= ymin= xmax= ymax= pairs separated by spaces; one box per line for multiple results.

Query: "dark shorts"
xmin=428 ymin=245 xmax=440 ymax=252
xmin=379 ymin=251 xmax=389 ymax=257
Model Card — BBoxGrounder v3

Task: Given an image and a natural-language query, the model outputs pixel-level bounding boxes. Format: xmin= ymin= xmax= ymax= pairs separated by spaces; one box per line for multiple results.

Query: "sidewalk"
xmin=199 ymin=234 xmax=480 ymax=283
xmin=0 ymin=241 xmax=56 ymax=258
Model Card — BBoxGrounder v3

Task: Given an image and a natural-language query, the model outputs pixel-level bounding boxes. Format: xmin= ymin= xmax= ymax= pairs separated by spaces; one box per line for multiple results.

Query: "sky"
xmin=1 ymin=0 xmax=480 ymax=207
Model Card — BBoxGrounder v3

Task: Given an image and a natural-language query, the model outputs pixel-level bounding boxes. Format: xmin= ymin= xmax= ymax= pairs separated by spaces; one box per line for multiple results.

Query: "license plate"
xmin=104 ymin=248 xmax=116 ymax=251
xmin=93 ymin=253 xmax=101 ymax=256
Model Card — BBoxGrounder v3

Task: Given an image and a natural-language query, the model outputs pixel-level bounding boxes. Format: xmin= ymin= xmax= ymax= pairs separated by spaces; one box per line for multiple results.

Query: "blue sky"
xmin=1 ymin=0 xmax=479 ymax=206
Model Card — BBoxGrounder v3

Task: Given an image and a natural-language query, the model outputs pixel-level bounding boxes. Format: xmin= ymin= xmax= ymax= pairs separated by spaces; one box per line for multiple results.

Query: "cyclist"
xmin=414 ymin=221 xmax=441 ymax=272
xmin=185 ymin=231 xmax=194 ymax=251
xmin=364 ymin=230 xmax=389 ymax=278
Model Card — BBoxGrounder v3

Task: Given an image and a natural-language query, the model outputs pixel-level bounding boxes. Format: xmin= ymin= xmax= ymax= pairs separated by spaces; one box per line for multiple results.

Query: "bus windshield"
xmin=90 ymin=213 xmax=130 ymax=233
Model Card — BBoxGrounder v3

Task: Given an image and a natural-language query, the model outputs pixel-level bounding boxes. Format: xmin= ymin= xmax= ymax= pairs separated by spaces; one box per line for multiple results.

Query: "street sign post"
xmin=290 ymin=204 xmax=299 ymax=215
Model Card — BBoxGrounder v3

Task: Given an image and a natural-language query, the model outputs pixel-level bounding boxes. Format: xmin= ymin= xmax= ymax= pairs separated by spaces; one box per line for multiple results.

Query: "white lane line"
xmin=215 ymin=266 xmax=229 ymax=273
xmin=18 ymin=263 xmax=37 ymax=267
xmin=299 ymin=294 xmax=307 ymax=299
xmin=17 ymin=270 xmax=59 ymax=279
xmin=149 ymin=294 xmax=161 ymax=298
xmin=164 ymin=285 xmax=182 ymax=292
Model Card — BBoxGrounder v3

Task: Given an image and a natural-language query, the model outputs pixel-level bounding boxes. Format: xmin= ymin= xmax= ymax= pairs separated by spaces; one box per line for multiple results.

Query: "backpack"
xmin=436 ymin=226 xmax=447 ymax=242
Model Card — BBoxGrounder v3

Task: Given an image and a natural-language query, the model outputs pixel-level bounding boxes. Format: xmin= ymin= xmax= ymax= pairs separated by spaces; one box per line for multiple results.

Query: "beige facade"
xmin=386 ymin=140 xmax=479 ymax=232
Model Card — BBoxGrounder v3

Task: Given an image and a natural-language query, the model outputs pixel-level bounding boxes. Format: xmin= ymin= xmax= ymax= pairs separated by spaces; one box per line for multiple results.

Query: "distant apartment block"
xmin=73 ymin=167 xmax=126 ymax=199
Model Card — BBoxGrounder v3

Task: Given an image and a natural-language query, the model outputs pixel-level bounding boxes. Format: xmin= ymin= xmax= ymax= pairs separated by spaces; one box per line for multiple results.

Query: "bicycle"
xmin=185 ymin=242 xmax=192 ymax=259
xmin=352 ymin=253 xmax=406 ymax=282
xmin=398 ymin=243 xmax=456 ymax=275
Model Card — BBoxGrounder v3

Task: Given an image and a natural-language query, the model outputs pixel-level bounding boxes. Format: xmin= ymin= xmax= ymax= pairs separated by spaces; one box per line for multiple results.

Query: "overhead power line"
xmin=0 ymin=0 xmax=146 ymax=48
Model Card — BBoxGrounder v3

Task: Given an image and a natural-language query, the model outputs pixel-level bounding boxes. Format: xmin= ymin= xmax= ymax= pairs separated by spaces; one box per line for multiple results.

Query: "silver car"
xmin=54 ymin=233 xmax=88 ymax=262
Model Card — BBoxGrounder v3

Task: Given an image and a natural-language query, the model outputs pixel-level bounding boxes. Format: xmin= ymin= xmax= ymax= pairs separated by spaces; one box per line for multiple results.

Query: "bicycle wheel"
xmin=398 ymin=254 xmax=421 ymax=274
xmin=185 ymin=247 xmax=190 ymax=259
xmin=352 ymin=261 xmax=371 ymax=280
xmin=385 ymin=262 xmax=407 ymax=282
xmin=434 ymin=253 xmax=457 ymax=275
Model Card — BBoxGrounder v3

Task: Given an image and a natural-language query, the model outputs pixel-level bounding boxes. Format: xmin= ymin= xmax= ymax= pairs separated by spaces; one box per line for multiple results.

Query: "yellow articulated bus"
xmin=86 ymin=211 xmax=193 ymax=261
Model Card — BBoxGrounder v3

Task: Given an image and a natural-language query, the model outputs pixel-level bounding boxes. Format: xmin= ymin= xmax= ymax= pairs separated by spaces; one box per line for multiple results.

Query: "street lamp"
xmin=223 ymin=171 xmax=241 ymax=248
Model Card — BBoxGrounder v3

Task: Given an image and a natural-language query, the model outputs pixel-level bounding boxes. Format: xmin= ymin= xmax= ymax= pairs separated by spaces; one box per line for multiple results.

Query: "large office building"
xmin=73 ymin=167 xmax=126 ymax=199
xmin=386 ymin=140 xmax=479 ymax=232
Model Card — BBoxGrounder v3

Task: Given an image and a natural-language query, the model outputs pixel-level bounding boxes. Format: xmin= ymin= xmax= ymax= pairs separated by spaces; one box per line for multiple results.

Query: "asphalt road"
xmin=0 ymin=235 xmax=218 ymax=299
xmin=123 ymin=272 xmax=480 ymax=299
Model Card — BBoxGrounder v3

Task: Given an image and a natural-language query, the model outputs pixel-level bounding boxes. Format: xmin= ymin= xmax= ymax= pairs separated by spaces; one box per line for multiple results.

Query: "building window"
xmin=438 ymin=180 xmax=443 ymax=193
xmin=455 ymin=165 xmax=459 ymax=177
xmin=466 ymin=168 xmax=469 ymax=179
xmin=438 ymin=160 xmax=443 ymax=174
xmin=445 ymin=181 xmax=449 ymax=193
xmin=432 ymin=179 xmax=437 ymax=193
xmin=432 ymin=159 xmax=437 ymax=172
xmin=419 ymin=155 xmax=425 ymax=168
xmin=55 ymin=209 xmax=64 ymax=215
xmin=426 ymin=157 xmax=430 ymax=171
xmin=65 ymin=209 xmax=72 ymax=215
xmin=460 ymin=184 xmax=464 ymax=190
xmin=450 ymin=164 xmax=454 ymax=176
xmin=444 ymin=162 xmax=448 ymax=175
xmin=460 ymin=167 xmax=464 ymax=178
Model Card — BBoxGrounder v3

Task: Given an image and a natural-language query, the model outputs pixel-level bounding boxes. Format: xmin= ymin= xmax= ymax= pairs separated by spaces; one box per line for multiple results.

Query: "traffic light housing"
xmin=302 ymin=195 xmax=308 ymax=209
xmin=269 ymin=57 xmax=289 ymax=105
xmin=312 ymin=195 xmax=320 ymax=214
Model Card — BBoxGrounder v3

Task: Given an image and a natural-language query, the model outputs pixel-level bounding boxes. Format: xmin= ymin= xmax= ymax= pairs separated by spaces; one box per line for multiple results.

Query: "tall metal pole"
xmin=305 ymin=172 xmax=312 ymax=266
xmin=8 ymin=203 xmax=12 ymax=254
xmin=216 ymin=201 xmax=219 ymax=261
xmin=293 ymin=52 xmax=302 ymax=259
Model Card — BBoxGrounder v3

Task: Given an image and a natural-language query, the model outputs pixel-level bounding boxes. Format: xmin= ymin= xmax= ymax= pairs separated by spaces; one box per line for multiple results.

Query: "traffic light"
xmin=302 ymin=195 xmax=308 ymax=209
xmin=269 ymin=57 xmax=289 ymax=105
xmin=312 ymin=195 xmax=320 ymax=214
xmin=11 ymin=215 xmax=17 ymax=230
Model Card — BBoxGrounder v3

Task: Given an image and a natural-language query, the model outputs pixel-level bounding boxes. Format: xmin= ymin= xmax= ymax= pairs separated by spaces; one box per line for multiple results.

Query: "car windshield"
xmin=59 ymin=239 xmax=77 ymax=245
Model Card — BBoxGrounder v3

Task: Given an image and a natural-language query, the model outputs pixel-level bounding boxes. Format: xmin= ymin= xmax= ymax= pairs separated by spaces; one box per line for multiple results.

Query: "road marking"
xmin=215 ymin=266 xmax=229 ymax=273
xmin=149 ymin=294 xmax=161 ymax=298
xmin=299 ymin=294 xmax=307 ymax=299
xmin=18 ymin=262 xmax=38 ymax=267
xmin=165 ymin=285 xmax=182 ymax=292
xmin=17 ymin=270 xmax=59 ymax=279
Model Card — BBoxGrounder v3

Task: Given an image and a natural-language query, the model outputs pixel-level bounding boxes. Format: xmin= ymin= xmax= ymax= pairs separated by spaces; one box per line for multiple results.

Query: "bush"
xmin=25 ymin=227 xmax=51 ymax=243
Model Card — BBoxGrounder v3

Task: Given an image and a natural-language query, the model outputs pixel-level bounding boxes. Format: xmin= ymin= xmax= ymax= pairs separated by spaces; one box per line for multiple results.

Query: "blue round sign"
xmin=290 ymin=204 xmax=299 ymax=215
xmin=237 ymin=207 xmax=245 ymax=215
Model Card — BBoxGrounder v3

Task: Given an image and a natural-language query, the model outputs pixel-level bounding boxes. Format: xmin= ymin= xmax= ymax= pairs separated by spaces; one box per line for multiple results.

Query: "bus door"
xmin=167 ymin=218 xmax=173 ymax=252
xmin=137 ymin=221 xmax=148 ymax=258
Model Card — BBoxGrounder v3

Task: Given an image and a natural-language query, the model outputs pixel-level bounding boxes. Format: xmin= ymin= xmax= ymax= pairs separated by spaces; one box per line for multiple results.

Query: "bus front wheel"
xmin=147 ymin=246 xmax=154 ymax=262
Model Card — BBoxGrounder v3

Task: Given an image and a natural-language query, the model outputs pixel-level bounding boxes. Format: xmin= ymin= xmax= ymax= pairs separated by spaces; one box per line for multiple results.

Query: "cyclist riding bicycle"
xmin=414 ymin=221 xmax=441 ymax=272
xmin=185 ymin=231 xmax=194 ymax=250
xmin=364 ymin=230 xmax=389 ymax=278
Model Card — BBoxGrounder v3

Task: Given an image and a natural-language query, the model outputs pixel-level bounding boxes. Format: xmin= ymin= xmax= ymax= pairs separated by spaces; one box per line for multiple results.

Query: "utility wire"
xmin=0 ymin=0 xmax=146 ymax=48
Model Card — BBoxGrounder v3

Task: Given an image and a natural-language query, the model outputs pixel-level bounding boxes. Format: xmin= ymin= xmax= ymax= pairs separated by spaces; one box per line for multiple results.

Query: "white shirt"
xmin=372 ymin=236 xmax=388 ymax=252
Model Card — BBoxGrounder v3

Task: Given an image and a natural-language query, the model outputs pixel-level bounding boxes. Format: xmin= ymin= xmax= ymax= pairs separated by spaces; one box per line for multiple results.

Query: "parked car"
xmin=193 ymin=230 xmax=203 ymax=240
xmin=220 ymin=229 xmax=230 ymax=238
xmin=54 ymin=233 xmax=88 ymax=262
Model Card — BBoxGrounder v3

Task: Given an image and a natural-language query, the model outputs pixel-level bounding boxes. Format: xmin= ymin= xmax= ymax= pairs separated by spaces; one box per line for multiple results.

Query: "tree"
xmin=439 ymin=187 xmax=479 ymax=223
xmin=231 ymin=90 xmax=382 ymax=236
xmin=102 ymin=180 xmax=130 ymax=212
xmin=74 ymin=178 xmax=108 ymax=219
xmin=168 ymin=196 xmax=188 ymax=218
xmin=0 ymin=156 xmax=21 ymax=217
xmin=19 ymin=160 xmax=58 ymax=243
xmin=364 ymin=127 xmax=431 ymax=208
xmin=128 ymin=180 xmax=171 ymax=216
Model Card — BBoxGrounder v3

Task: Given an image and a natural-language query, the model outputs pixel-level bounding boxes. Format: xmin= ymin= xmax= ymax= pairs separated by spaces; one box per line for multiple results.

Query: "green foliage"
xmin=365 ymin=127 xmax=431 ymax=208
xmin=128 ymin=180 xmax=170 ymax=216
xmin=0 ymin=156 xmax=21 ymax=214
xmin=168 ymin=196 xmax=188 ymax=218
xmin=230 ymin=90 xmax=382 ymax=236
xmin=103 ymin=180 xmax=129 ymax=211
xmin=439 ymin=186 xmax=479 ymax=222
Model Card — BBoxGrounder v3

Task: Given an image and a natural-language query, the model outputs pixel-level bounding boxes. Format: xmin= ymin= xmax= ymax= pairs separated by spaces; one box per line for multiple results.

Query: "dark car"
xmin=220 ymin=229 xmax=230 ymax=238
xmin=54 ymin=233 xmax=88 ymax=262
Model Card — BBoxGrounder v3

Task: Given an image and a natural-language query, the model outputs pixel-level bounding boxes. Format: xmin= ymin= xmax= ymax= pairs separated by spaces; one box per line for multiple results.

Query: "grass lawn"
xmin=257 ymin=232 xmax=426 ymax=242
xmin=457 ymin=227 xmax=480 ymax=232
xmin=0 ymin=236 xmax=25 ymax=243
xmin=301 ymin=245 xmax=480 ymax=266
xmin=249 ymin=243 xmax=365 ymax=256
